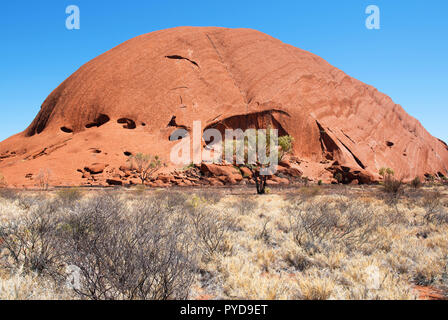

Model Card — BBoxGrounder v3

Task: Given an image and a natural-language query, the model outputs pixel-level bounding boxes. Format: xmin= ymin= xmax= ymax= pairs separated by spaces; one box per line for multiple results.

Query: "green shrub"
xmin=379 ymin=167 xmax=394 ymax=178
xmin=278 ymin=135 xmax=294 ymax=161
xmin=383 ymin=176 xmax=403 ymax=195
xmin=379 ymin=168 xmax=402 ymax=195
xmin=411 ymin=176 xmax=422 ymax=189
xmin=129 ymin=153 xmax=162 ymax=184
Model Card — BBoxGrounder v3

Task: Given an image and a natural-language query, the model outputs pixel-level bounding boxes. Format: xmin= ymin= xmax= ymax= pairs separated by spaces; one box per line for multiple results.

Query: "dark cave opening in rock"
xmin=85 ymin=114 xmax=110 ymax=128
xmin=169 ymin=128 xmax=189 ymax=141
xmin=167 ymin=116 xmax=178 ymax=127
xmin=60 ymin=127 xmax=73 ymax=133
xmin=117 ymin=118 xmax=136 ymax=129
xmin=203 ymin=110 xmax=290 ymax=143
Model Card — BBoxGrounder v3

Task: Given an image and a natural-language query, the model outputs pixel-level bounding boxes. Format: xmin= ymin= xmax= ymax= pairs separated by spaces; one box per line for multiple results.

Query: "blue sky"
xmin=1 ymin=0 xmax=447 ymax=142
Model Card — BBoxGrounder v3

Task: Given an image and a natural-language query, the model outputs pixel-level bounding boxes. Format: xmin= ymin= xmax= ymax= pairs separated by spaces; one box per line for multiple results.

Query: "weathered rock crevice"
xmin=336 ymin=138 xmax=366 ymax=170
xmin=316 ymin=121 xmax=339 ymax=160
xmin=167 ymin=116 xmax=188 ymax=129
xmin=165 ymin=55 xmax=199 ymax=68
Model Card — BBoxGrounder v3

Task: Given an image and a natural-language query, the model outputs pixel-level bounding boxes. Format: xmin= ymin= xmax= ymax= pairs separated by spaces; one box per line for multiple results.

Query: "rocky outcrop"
xmin=0 ymin=27 xmax=447 ymax=188
xmin=84 ymin=163 xmax=108 ymax=175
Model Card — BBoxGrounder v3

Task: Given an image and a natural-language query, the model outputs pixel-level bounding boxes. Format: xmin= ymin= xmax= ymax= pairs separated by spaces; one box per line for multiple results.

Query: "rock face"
xmin=0 ymin=27 xmax=447 ymax=187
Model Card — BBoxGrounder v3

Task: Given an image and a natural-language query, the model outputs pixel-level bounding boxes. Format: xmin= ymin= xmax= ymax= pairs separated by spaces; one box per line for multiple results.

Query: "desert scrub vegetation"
xmin=36 ymin=169 xmax=52 ymax=191
xmin=59 ymin=194 xmax=196 ymax=299
xmin=0 ymin=188 xmax=19 ymax=201
xmin=0 ymin=184 xmax=447 ymax=300
xmin=128 ymin=153 xmax=162 ymax=184
xmin=379 ymin=167 xmax=403 ymax=196
xmin=55 ymin=187 xmax=83 ymax=205
xmin=411 ymin=176 xmax=422 ymax=189
xmin=287 ymin=199 xmax=380 ymax=255
xmin=0 ymin=192 xmax=197 ymax=300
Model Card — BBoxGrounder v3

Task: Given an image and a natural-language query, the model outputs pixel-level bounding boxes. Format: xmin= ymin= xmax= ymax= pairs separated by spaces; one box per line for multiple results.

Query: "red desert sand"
xmin=0 ymin=27 xmax=447 ymax=188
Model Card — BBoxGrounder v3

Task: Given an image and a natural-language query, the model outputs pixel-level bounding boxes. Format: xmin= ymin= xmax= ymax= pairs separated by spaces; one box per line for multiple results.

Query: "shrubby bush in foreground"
xmin=287 ymin=200 xmax=380 ymax=255
xmin=0 ymin=193 xmax=197 ymax=300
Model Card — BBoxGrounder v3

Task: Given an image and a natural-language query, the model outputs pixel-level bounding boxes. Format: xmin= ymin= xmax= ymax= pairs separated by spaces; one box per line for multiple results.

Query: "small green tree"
xmin=236 ymin=130 xmax=293 ymax=195
xmin=379 ymin=167 xmax=394 ymax=178
xmin=278 ymin=135 xmax=294 ymax=161
xmin=129 ymin=153 xmax=162 ymax=185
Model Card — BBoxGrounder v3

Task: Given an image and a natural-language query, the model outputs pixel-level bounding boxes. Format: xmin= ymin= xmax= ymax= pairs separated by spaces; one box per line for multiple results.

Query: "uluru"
xmin=0 ymin=26 xmax=447 ymax=188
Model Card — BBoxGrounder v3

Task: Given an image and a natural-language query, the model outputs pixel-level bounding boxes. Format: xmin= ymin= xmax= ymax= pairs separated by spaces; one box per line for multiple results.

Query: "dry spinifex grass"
xmin=0 ymin=185 xmax=447 ymax=300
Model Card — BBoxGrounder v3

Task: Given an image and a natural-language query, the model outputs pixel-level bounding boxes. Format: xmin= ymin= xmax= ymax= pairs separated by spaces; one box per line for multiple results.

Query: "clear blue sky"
xmin=1 ymin=0 xmax=447 ymax=142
